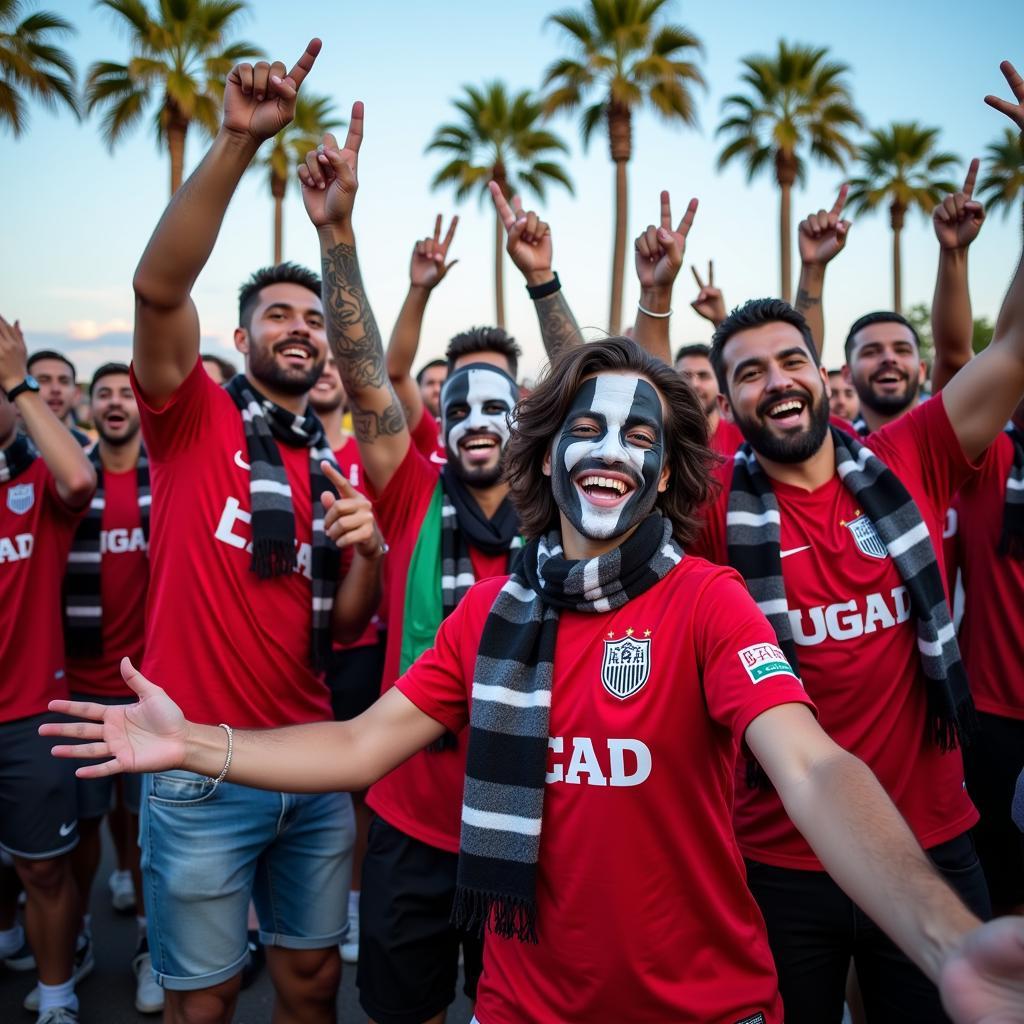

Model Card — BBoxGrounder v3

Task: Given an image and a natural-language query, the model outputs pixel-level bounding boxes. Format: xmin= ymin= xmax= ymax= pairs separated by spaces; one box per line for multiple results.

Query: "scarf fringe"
xmin=929 ymin=695 xmax=979 ymax=753
xmin=451 ymin=886 xmax=538 ymax=944
xmin=251 ymin=538 xmax=297 ymax=579
xmin=998 ymin=532 xmax=1024 ymax=561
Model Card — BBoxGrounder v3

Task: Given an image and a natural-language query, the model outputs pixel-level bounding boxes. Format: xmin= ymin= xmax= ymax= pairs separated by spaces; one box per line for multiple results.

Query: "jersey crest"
xmin=844 ymin=513 xmax=887 ymax=560
xmin=601 ymin=634 xmax=651 ymax=699
xmin=6 ymin=482 xmax=34 ymax=515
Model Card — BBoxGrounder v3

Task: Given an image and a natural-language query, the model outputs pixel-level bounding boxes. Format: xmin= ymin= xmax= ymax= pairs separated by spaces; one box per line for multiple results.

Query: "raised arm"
xmin=0 ymin=317 xmax=95 ymax=508
xmin=132 ymin=40 xmax=321 ymax=403
xmin=794 ymin=184 xmax=851 ymax=357
xmin=488 ymin=182 xmax=581 ymax=359
xmin=931 ymin=161 xmax=986 ymax=392
xmin=690 ymin=261 xmax=726 ymax=329
xmin=386 ymin=215 xmax=458 ymax=424
xmin=300 ymin=106 xmax=410 ymax=493
xmin=942 ymin=60 xmax=1024 ymax=461
xmin=630 ymin=190 xmax=699 ymax=364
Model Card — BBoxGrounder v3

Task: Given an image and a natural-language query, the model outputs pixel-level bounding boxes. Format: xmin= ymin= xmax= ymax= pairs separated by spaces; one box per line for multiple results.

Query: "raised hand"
xmin=934 ymin=159 xmax=986 ymax=251
xmin=489 ymin=182 xmax=553 ymax=286
xmin=41 ymin=658 xmax=189 ymax=777
xmin=411 ymin=215 xmax=459 ymax=290
xmin=634 ymin=191 xmax=699 ymax=291
xmin=0 ymin=315 xmax=28 ymax=391
xmin=939 ymin=916 xmax=1024 ymax=1022
xmin=690 ymin=261 xmax=726 ymax=326
xmin=299 ymin=102 xmax=365 ymax=228
xmin=320 ymin=462 xmax=385 ymax=558
xmin=223 ymin=39 xmax=321 ymax=144
xmin=798 ymin=184 xmax=851 ymax=267
xmin=985 ymin=59 xmax=1024 ymax=131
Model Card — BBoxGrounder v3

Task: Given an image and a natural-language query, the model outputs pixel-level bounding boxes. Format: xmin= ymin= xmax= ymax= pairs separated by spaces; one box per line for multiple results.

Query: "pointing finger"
xmin=340 ymin=102 xmax=364 ymax=154
xmin=660 ymin=190 xmax=672 ymax=231
xmin=676 ymin=197 xmax=698 ymax=238
xmin=285 ymin=38 xmax=322 ymax=92
xmin=962 ymin=157 xmax=979 ymax=198
xmin=690 ymin=265 xmax=705 ymax=288
xmin=320 ymin=460 xmax=358 ymax=497
xmin=831 ymin=183 xmax=849 ymax=217
xmin=708 ymin=259 xmax=714 ymax=286
xmin=488 ymin=182 xmax=516 ymax=230
xmin=442 ymin=215 xmax=458 ymax=251
xmin=999 ymin=59 xmax=1024 ymax=102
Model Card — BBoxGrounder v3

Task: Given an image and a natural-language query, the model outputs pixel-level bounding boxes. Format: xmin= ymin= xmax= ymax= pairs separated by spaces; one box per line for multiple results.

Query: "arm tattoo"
xmin=795 ymin=287 xmax=821 ymax=312
xmin=321 ymin=240 xmax=406 ymax=443
xmin=534 ymin=289 xmax=582 ymax=359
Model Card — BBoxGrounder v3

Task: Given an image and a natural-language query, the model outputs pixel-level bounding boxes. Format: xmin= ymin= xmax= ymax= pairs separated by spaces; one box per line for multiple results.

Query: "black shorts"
xmin=327 ymin=635 xmax=386 ymax=722
xmin=746 ymin=832 xmax=990 ymax=1024
xmin=357 ymin=815 xmax=484 ymax=1024
xmin=964 ymin=710 xmax=1024 ymax=910
xmin=0 ymin=712 xmax=79 ymax=860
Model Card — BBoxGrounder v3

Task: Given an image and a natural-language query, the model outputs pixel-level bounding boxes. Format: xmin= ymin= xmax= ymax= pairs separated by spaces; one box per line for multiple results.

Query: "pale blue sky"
xmin=2 ymin=0 xmax=1021 ymax=380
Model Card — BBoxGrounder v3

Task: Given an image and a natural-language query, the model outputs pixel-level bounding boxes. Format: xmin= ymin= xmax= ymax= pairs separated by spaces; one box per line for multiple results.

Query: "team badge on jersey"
xmin=601 ymin=633 xmax=651 ymax=699
xmin=6 ymin=482 xmax=34 ymax=515
xmin=843 ymin=513 xmax=887 ymax=560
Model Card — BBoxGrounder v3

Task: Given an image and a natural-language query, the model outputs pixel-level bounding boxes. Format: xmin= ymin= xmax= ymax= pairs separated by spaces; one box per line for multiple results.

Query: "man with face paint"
xmin=298 ymin=108 xmax=524 ymax=1024
xmin=49 ymin=338 xmax=1024 ymax=1024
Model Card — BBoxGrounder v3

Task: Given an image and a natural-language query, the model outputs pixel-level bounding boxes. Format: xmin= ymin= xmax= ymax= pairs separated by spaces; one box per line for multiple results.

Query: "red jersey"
xmin=131 ymin=360 xmax=332 ymax=729
xmin=397 ymin=562 xmax=813 ymax=1024
xmin=956 ymin=431 xmax=1024 ymax=719
xmin=366 ymin=444 xmax=507 ymax=851
xmin=65 ymin=467 xmax=149 ymax=697
xmin=1 ymin=459 xmax=85 ymax=722
xmin=410 ymin=406 xmax=446 ymax=467
xmin=695 ymin=395 xmax=979 ymax=868
xmin=711 ymin=415 xmax=744 ymax=456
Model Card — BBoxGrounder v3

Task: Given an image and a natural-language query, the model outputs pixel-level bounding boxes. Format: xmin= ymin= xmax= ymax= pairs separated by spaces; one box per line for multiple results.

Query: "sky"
xmin=1 ymin=0 xmax=1021 ymax=382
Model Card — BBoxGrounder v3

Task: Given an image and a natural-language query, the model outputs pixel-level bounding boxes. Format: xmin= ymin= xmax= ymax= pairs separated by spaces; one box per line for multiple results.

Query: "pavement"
xmin=1 ymin=828 xmax=473 ymax=1023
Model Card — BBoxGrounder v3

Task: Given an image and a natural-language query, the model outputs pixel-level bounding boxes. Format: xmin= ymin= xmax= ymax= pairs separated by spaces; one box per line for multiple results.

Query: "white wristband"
xmin=211 ymin=723 xmax=233 ymax=787
xmin=637 ymin=302 xmax=672 ymax=319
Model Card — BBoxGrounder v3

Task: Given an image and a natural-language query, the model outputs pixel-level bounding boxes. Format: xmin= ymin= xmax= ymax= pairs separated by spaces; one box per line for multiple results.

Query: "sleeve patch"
xmin=737 ymin=643 xmax=797 ymax=684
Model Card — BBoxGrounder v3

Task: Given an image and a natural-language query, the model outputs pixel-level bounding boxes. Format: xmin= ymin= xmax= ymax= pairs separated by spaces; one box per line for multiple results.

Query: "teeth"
xmin=769 ymin=400 xmax=803 ymax=416
xmin=579 ymin=475 xmax=628 ymax=495
xmin=282 ymin=347 xmax=309 ymax=358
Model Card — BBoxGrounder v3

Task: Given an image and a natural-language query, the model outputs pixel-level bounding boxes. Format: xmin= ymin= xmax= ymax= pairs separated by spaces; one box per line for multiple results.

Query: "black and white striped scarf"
xmin=0 ymin=432 xmax=35 ymax=482
xmin=998 ymin=424 xmax=1024 ymax=560
xmin=727 ymin=427 xmax=975 ymax=755
xmin=64 ymin=446 xmax=151 ymax=658
xmin=852 ymin=414 xmax=870 ymax=437
xmin=224 ymin=375 xmax=339 ymax=671
xmin=451 ymin=514 xmax=683 ymax=943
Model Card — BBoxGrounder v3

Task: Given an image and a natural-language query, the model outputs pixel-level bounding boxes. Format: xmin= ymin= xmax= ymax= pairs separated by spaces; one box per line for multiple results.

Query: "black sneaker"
xmin=239 ymin=930 xmax=264 ymax=990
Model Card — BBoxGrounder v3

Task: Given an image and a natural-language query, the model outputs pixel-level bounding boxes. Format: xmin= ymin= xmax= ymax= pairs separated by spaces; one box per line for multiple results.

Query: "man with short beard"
xmin=416 ymin=359 xmax=446 ymax=420
xmin=298 ymin=108 xmax=522 ymax=1024
xmin=675 ymin=343 xmax=743 ymax=454
xmin=827 ymin=369 xmax=860 ymax=423
xmin=693 ymin=181 xmax=1024 ymax=1019
xmin=27 ymin=351 xmax=90 ymax=446
xmin=126 ymin=40 xmax=385 ymax=1024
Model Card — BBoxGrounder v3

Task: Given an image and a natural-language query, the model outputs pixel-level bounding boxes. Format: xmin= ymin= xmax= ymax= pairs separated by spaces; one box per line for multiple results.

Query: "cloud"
xmin=67 ymin=318 xmax=133 ymax=341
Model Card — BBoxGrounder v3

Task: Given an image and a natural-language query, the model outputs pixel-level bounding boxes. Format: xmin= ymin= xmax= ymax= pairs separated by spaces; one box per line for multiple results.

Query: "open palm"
xmin=939 ymin=917 xmax=1024 ymax=1023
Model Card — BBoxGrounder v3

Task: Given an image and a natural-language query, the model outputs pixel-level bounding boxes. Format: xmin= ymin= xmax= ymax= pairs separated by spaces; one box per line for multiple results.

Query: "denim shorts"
xmin=140 ymin=770 xmax=355 ymax=991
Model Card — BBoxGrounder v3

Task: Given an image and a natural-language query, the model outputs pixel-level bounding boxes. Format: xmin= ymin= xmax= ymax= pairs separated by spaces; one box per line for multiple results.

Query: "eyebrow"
xmin=264 ymin=302 xmax=323 ymax=317
xmin=732 ymin=346 xmax=808 ymax=380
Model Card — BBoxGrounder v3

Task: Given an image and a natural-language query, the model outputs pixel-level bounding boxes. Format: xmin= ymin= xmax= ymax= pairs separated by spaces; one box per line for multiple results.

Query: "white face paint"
xmin=441 ymin=365 xmax=519 ymax=486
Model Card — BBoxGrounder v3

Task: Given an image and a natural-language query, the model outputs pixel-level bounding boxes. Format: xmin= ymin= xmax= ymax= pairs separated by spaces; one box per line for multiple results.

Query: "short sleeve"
xmin=410 ymin=406 xmax=443 ymax=458
xmin=130 ymin=357 xmax=221 ymax=462
xmin=694 ymin=569 xmax=814 ymax=743
xmin=370 ymin=443 xmax=441 ymax=541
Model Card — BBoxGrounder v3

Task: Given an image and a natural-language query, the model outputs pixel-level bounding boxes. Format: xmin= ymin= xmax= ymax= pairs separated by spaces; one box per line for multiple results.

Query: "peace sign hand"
xmin=299 ymin=103 xmax=364 ymax=229
xmin=634 ymin=191 xmax=699 ymax=291
xmin=798 ymin=184 xmax=851 ymax=267
xmin=985 ymin=59 xmax=1024 ymax=132
xmin=223 ymin=39 xmax=321 ymax=144
xmin=411 ymin=215 xmax=459 ymax=290
xmin=933 ymin=159 xmax=986 ymax=251
xmin=489 ymin=183 xmax=553 ymax=285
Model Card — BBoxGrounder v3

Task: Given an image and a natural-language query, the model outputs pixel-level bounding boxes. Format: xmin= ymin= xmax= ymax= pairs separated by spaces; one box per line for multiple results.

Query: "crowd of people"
xmin=2 ymin=34 xmax=1024 ymax=1024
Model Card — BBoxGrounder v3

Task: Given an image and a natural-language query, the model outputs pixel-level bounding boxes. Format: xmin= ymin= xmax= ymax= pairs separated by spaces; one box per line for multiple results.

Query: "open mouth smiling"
xmin=762 ymin=396 xmax=807 ymax=427
xmin=459 ymin=434 xmax=500 ymax=462
xmin=574 ymin=469 xmax=637 ymax=507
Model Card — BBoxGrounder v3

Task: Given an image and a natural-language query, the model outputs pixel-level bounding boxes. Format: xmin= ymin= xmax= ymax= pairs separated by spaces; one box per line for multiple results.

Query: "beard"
xmin=96 ymin=418 xmax=140 ymax=447
xmin=855 ymin=371 xmax=920 ymax=416
xmin=248 ymin=339 xmax=325 ymax=397
xmin=309 ymin=392 xmax=343 ymax=415
xmin=447 ymin=449 xmax=505 ymax=488
xmin=735 ymin=388 xmax=831 ymax=464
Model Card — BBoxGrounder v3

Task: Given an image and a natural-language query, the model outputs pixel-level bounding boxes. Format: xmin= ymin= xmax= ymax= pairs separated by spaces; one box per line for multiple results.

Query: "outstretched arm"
xmin=794 ymin=184 xmax=851 ymax=357
xmin=931 ymin=160 xmax=986 ymax=392
xmin=748 ymin=704 xmax=1024 ymax=1021
xmin=133 ymin=40 xmax=321 ymax=403
xmin=630 ymin=190 xmax=699 ymax=364
xmin=386 ymin=215 xmax=458 ymax=424
xmin=489 ymin=183 xmax=581 ymax=359
xmin=300 ymin=106 xmax=411 ymax=494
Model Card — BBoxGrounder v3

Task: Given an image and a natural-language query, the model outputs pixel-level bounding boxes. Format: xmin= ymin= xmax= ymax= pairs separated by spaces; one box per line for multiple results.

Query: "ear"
xmin=716 ymin=392 xmax=732 ymax=422
xmin=233 ymin=328 xmax=249 ymax=355
xmin=841 ymin=364 xmax=853 ymax=384
xmin=917 ymin=360 xmax=927 ymax=385
xmin=542 ymin=446 xmax=552 ymax=478
xmin=656 ymin=461 xmax=670 ymax=494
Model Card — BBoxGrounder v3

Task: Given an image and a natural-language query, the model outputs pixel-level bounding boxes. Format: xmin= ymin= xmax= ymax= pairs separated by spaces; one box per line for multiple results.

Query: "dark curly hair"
xmin=446 ymin=327 xmax=522 ymax=378
xmin=504 ymin=337 xmax=717 ymax=545
xmin=238 ymin=262 xmax=322 ymax=329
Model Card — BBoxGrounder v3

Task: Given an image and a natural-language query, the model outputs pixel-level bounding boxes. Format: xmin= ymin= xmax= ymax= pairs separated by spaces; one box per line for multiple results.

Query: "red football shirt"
xmin=410 ymin=406 xmax=447 ymax=467
xmin=65 ymin=467 xmax=149 ymax=697
xmin=398 ymin=561 xmax=813 ymax=1024
xmin=365 ymin=444 xmax=507 ymax=851
xmin=695 ymin=395 xmax=979 ymax=868
xmin=956 ymin=432 xmax=1024 ymax=719
xmin=711 ymin=416 xmax=744 ymax=456
xmin=1 ymin=459 xmax=85 ymax=722
xmin=131 ymin=359 xmax=332 ymax=728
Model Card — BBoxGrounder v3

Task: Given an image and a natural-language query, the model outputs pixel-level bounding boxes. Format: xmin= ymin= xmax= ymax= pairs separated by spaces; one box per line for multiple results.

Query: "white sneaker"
xmin=35 ymin=1008 xmax=78 ymax=1024
xmin=339 ymin=911 xmax=359 ymax=964
xmin=24 ymin=934 xmax=93 ymax=1012
xmin=132 ymin=947 xmax=164 ymax=1014
xmin=108 ymin=869 xmax=136 ymax=913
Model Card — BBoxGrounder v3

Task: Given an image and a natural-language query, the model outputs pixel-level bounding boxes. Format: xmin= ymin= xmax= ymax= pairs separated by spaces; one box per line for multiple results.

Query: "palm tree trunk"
xmin=607 ymin=104 xmax=632 ymax=335
xmin=271 ymin=172 xmax=287 ymax=264
xmin=494 ymin=208 xmax=505 ymax=329
xmin=890 ymin=201 xmax=906 ymax=314
xmin=167 ymin=119 xmax=187 ymax=196
xmin=779 ymin=182 xmax=792 ymax=304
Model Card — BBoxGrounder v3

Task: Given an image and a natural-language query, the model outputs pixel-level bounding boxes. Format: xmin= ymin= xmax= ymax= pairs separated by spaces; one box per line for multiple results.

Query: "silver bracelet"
xmin=211 ymin=723 xmax=233 ymax=787
xmin=637 ymin=302 xmax=672 ymax=319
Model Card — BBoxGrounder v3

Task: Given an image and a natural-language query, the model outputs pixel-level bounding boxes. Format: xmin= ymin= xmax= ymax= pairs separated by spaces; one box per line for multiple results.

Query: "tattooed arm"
xmin=300 ymin=104 xmax=411 ymax=493
xmin=795 ymin=185 xmax=850 ymax=358
xmin=488 ymin=182 xmax=582 ymax=359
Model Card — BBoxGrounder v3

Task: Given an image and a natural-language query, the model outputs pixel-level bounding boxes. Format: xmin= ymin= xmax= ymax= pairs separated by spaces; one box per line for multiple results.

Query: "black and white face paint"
xmin=441 ymin=364 xmax=519 ymax=486
xmin=551 ymin=374 xmax=666 ymax=540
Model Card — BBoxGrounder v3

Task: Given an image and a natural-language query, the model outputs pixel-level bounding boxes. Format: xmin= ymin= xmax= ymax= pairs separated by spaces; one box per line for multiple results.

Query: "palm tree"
xmin=0 ymin=0 xmax=79 ymax=135
xmin=977 ymin=127 xmax=1024 ymax=220
xmin=543 ymin=0 xmax=704 ymax=333
xmin=847 ymin=122 xmax=958 ymax=313
xmin=716 ymin=41 xmax=861 ymax=303
xmin=427 ymin=81 xmax=574 ymax=328
xmin=85 ymin=0 xmax=261 ymax=195
xmin=260 ymin=94 xmax=341 ymax=263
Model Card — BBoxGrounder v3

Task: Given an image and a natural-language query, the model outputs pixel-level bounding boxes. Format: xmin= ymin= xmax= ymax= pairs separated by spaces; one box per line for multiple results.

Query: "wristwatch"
xmin=3 ymin=375 xmax=40 ymax=401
